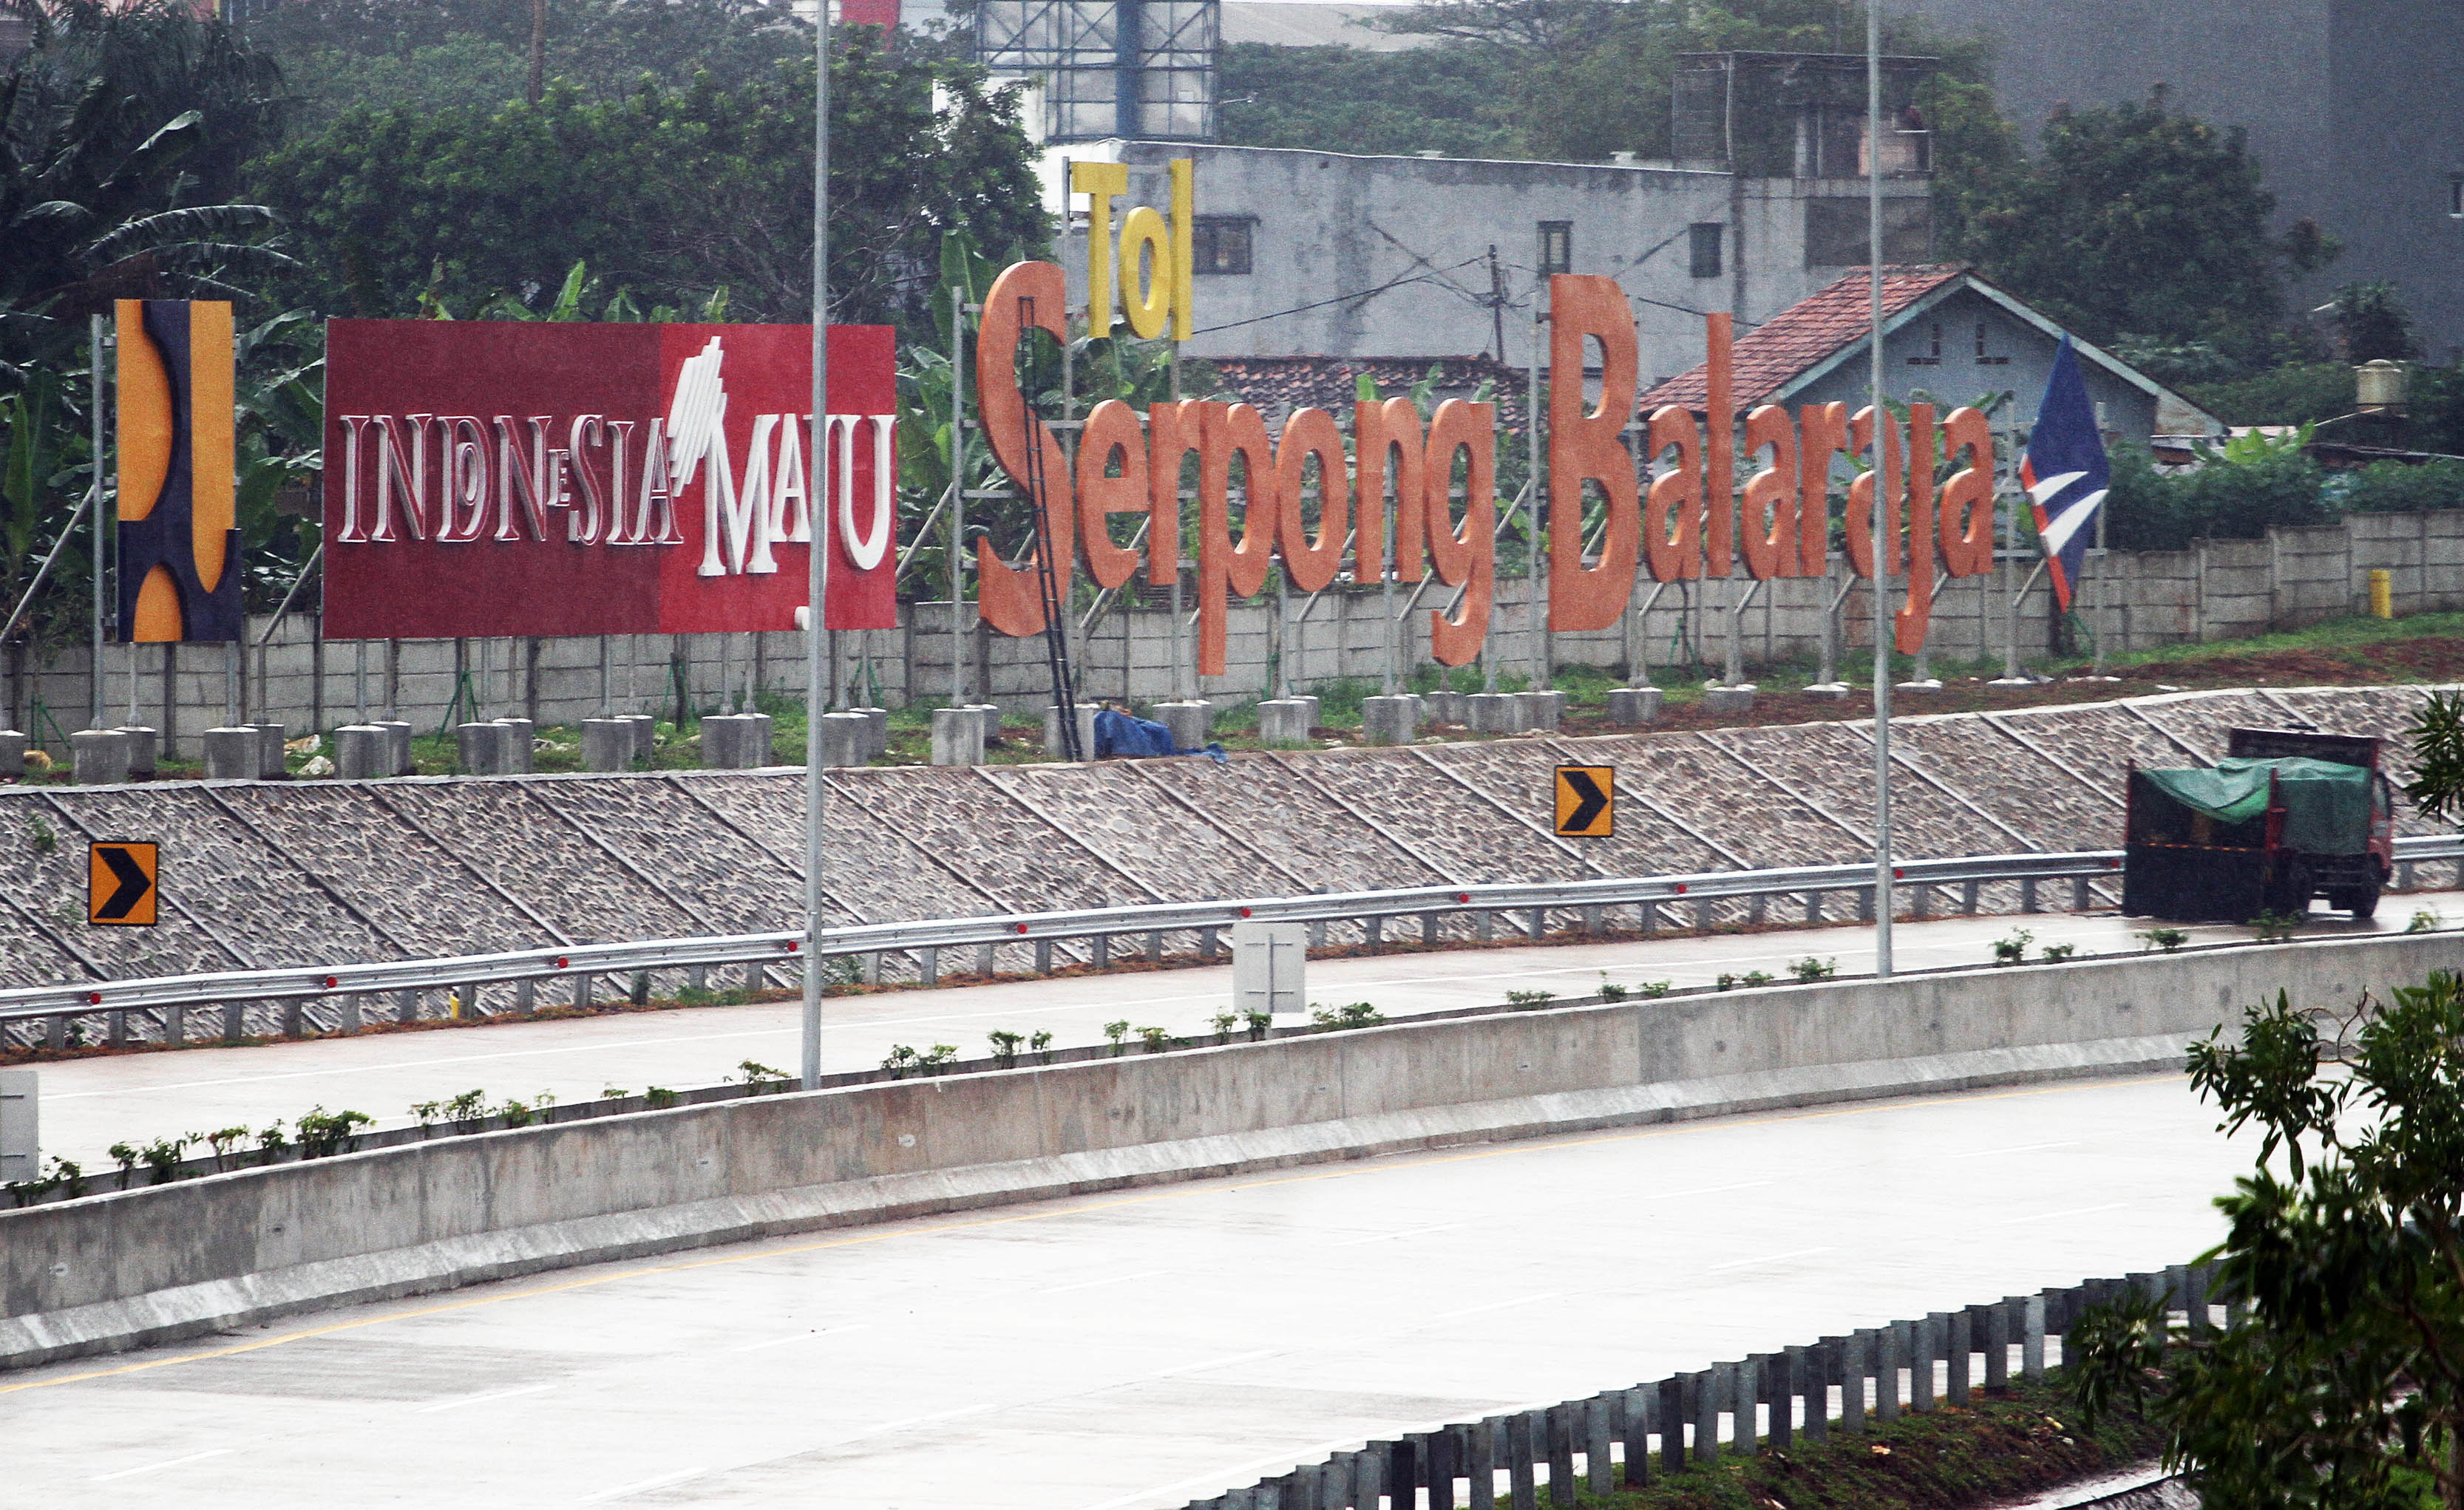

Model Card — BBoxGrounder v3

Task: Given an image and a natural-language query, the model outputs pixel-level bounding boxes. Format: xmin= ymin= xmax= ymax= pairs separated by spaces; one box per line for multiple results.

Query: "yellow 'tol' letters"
xmin=1077 ymin=159 xmax=1197 ymax=341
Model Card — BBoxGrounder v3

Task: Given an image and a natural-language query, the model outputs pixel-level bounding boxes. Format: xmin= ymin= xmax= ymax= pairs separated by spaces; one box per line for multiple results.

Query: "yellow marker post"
xmin=2371 ymin=568 xmax=2393 ymax=619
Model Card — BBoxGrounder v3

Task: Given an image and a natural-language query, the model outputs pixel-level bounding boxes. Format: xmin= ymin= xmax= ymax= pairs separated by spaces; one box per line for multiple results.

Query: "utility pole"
xmin=1487 ymin=245 xmax=1505 ymax=364
xmin=800 ymin=1 xmax=832 ymax=1091
xmin=1866 ymin=4 xmax=1893 ymax=979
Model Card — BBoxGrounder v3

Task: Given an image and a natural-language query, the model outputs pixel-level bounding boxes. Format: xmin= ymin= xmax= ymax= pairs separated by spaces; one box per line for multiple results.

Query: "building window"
xmin=1538 ymin=221 xmax=1573 ymax=275
xmin=2451 ymin=174 xmax=2463 ymax=219
xmin=1687 ymin=222 xmax=1724 ymax=279
xmin=1975 ymin=321 xmax=2009 ymax=366
xmin=1907 ymin=320 xmax=1941 ymax=365
xmin=1190 ymin=217 xmax=1252 ymax=276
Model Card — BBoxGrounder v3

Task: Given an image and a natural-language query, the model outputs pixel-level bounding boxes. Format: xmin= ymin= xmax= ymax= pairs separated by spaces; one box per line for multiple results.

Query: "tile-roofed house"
xmin=1638 ymin=265 xmax=2222 ymax=443
xmin=1208 ymin=356 xmax=1530 ymax=434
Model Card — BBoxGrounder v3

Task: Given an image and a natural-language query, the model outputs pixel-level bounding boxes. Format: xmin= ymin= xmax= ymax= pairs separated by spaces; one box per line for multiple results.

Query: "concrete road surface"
xmin=24 ymin=895 xmax=2448 ymax=1170
xmin=0 ymin=1072 xmax=2247 ymax=1509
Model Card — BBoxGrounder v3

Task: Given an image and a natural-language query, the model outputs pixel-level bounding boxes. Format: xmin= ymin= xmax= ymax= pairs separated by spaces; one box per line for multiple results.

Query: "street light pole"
xmin=801 ymin=0 xmax=832 ymax=1090
xmin=1867 ymin=3 xmax=1894 ymax=979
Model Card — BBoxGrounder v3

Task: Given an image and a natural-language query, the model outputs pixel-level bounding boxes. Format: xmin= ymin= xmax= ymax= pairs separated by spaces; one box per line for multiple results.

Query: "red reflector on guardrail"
xmin=1673 ymin=883 xmax=1687 ymax=894
xmin=1015 ymin=923 xmax=1030 ymax=934
xmin=554 ymin=957 xmax=569 ymax=969
xmin=87 ymin=991 xmax=102 ymax=1005
xmin=1457 ymin=894 xmax=1471 ymax=904
xmin=1238 ymin=907 xmax=1252 ymax=918
xmin=323 ymin=976 xmax=339 ymax=989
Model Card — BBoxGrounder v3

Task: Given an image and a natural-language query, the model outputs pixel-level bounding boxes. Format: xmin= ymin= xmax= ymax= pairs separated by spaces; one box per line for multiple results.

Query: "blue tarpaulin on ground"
xmin=1092 ymin=709 xmax=1226 ymax=763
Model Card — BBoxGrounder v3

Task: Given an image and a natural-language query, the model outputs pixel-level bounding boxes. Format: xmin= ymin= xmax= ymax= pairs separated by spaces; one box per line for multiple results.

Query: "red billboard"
xmin=322 ymin=320 xmax=897 ymax=639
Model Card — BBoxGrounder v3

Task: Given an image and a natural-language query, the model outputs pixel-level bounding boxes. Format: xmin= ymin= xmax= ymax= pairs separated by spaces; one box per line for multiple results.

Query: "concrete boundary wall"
xmin=3 ymin=928 xmax=2446 ymax=1373
xmin=7 ymin=509 xmax=2462 ymax=749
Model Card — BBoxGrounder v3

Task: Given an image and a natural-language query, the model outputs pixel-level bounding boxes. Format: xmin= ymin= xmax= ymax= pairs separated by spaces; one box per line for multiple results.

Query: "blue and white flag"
xmin=2020 ymin=336 xmax=2109 ymax=611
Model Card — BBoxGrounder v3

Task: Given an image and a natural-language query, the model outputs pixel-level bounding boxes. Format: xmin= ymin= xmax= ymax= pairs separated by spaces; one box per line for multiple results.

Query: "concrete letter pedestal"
xmin=818 ymin=710 xmax=872 ymax=767
xmin=455 ymin=721 xmax=508 ymax=776
xmin=701 ymin=713 xmax=774 ymax=769
xmin=966 ymin=705 xmax=1004 ymax=747
xmin=373 ymin=720 xmax=415 ymax=775
xmin=249 ymin=723 xmax=289 ymax=779
xmin=0 ymin=730 xmax=25 ymax=778
xmin=203 ymin=727 xmax=259 ymax=780
xmin=1519 ymin=690 xmax=1566 ymax=731
xmin=850 ymin=707 xmax=889 ymax=760
xmin=1702 ymin=683 xmax=1757 ymax=714
xmin=931 ymin=707 xmax=984 ymax=766
xmin=116 ymin=727 xmax=158 ymax=778
xmin=335 ymin=725 xmax=392 ymax=780
xmin=1606 ymin=687 xmax=1663 ymax=726
xmin=1465 ymin=693 xmax=1522 ymax=733
xmin=580 ymin=718 xmax=634 ymax=772
xmin=1422 ymin=690 xmax=1466 ymax=725
xmin=493 ymin=718 xmax=535 ymax=775
xmin=1255 ymin=698 xmax=1313 ymax=748
xmin=1042 ymin=704 xmax=1098 ymax=759
xmin=71 ymin=729 xmax=132 ymax=786
xmin=1360 ymin=694 xmax=1418 ymax=746
xmin=616 ymin=714 xmax=656 ymax=764
xmin=1155 ymin=700 xmax=1212 ymax=750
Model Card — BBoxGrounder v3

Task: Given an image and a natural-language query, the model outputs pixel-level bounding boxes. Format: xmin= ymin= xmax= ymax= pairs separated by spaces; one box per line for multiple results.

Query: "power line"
xmin=1192 ymin=255 xmax=1487 ymax=335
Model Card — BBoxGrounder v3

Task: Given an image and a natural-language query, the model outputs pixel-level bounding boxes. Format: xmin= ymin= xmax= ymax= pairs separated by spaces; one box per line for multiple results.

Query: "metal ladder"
xmin=1015 ymin=296 xmax=1082 ymax=761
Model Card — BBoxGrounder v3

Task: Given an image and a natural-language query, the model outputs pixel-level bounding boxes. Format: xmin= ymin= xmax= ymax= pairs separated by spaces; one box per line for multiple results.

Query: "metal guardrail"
xmin=5 ymin=837 xmax=2459 ymax=1030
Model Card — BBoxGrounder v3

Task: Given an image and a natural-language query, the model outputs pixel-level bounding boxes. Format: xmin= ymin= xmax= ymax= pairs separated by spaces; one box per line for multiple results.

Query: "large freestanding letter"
xmin=974 ymin=261 xmax=1073 ymax=636
xmin=1547 ymin=274 xmax=1640 ymax=630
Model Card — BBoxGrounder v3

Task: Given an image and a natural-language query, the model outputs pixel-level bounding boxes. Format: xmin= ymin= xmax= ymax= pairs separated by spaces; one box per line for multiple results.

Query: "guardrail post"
xmin=2185 ymin=1262 xmax=2210 ymax=1336
xmin=688 ymin=965 xmax=708 ymax=995
xmin=1504 ymin=1413 xmax=1535 ymax=1510
xmin=1545 ymin=1404 xmax=1575 ymax=1505
xmin=1622 ymin=1387 xmax=1652 ymax=1486
xmin=1858 ymin=885 xmax=1876 ymax=922
xmin=1913 ymin=1317 xmax=1936 ymax=1411
xmin=863 ymin=951 xmax=885 ymax=984
xmin=1090 ymin=934 xmax=1110 ymax=970
xmin=1423 ymin=911 xmax=1443 ymax=943
xmin=1365 ymin=916 xmax=1383 ymax=948
xmin=2071 ymin=876 xmax=2091 ymax=911
xmin=1588 ymin=1394 xmax=1615 ymax=1492
xmin=163 ymin=1004 xmax=185 ymax=1044
xmin=574 ymin=974 xmax=594 ymax=1010
xmin=2023 ymin=1294 xmax=2046 ymax=1378
xmin=108 ymin=1008 xmax=126 ymax=1047
xmin=282 ymin=999 xmax=304 ymax=1038
xmin=1839 ymin=1333 xmax=1866 ymax=1432
xmin=1768 ymin=1352 xmax=1793 ymax=1448
xmin=1528 ymin=906 xmax=1547 ymax=941
xmin=740 ymin=961 xmax=766 ymax=996
xmin=1199 ymin=927 xmax=1220 ymax=962
xmin=1875 ymin=1326 xmax=1901 ymax=1421
xmin=977 ymin=943 xmax=998 ymax=976
xmin=1694 ymin=1367 xmax=1722 ymax=1462
xmin=1478 ymin=910 xmax=1496 ymax=942
xmin=222 ymin=1001 xmax=245 ymax=1042
xmin=2020 ymin=877 xmax=2039 ymax=914
xmin=1144 ymin=931 xmax=1163 ymax=964
xmin=393 ymin=988 xmax=418 ymax=1023
xmin=1691 ymin=899 xmax=1713 ymax=931
xmin=2400 ymin=860 xmax=2417 ymax=891
xmin=1468 ymin=1417 xmax=1498 ymax=1508
xmin=1911 ymin=885 xmax=1932 ymax=920
xmin=1659 ymin=1377 xmax=1686 ymax=1474
xmin=45 ymin=1014 xmax=65 ymax=1050
xmin=1733 ymin=1357 xmax=1758 ymax=1454
xmin=514 ymin=979 xmax=535 ymax=1016
xmin=1796 ymin=1344 xmax=1823 ymax=1441
xmin=1948 ymin=1310 xmax=1971 ymax=1404
xmin=1961 ymin=880 xmax=1981 ymax=916
xmin=1986 ymin=1299 xmax=2012 ymax=1388
xmin=338 ymin=995 xmax=361 ymax=1034
xmin=1803 ymin=890 xmax=1822 ymax=923
xmin=919 ymin=946 xmax=939 ymax=986
xmin=1748 ymin=894 xmax=1767 ymax=925
xmin=1308 ymin=919 xmax=1326 ymax=950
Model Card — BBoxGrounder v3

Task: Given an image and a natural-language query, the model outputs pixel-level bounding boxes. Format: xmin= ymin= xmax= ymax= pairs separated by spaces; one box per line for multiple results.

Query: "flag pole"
xmin=800 ymin=0 xmax=832 ymax=1091
xmin=1867 ymin=2 xmax=1893 ymax=980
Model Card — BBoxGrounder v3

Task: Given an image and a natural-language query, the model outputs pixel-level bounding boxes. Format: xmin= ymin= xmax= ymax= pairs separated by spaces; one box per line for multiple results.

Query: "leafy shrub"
xmin=2330 ymin=458 xmax=2464 ymax=514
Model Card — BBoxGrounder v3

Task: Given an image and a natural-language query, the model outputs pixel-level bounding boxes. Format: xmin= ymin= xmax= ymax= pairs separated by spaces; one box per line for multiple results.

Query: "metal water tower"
xmin=973 ymin=0 xmax=1218 ymax=143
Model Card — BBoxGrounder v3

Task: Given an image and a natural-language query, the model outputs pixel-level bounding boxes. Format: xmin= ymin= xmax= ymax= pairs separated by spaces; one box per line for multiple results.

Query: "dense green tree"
xmin=248 ymin=28 xmax=1048 ymax=330
xmin=1217 ymin=42 xmax=1515 ymax=159
xmin=2070 ymin=968 xmax=2464 ymax=1510
xmin=1946 ymin=95 xmax=2334 ymax=370
xmin=2334 ymin=280 xmax=2416 ymax=364
xmin=2102 ymin=430 xmax=2332 ymax=552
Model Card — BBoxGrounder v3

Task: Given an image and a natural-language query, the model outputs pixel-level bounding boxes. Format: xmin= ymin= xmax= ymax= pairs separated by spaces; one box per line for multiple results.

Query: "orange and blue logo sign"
xmin=115 ymin=299 xmax=240 ymax=643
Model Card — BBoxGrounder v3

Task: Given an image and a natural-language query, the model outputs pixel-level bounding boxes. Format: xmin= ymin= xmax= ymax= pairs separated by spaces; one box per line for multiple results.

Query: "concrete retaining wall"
xmin=4 ymin=928 xmax=2448 ymax=1372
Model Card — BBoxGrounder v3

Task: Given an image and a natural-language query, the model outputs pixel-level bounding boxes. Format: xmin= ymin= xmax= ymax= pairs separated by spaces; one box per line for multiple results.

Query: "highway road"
xmin=25 ymin=894 xmax=2451 ymax=1170
xmin=0 ymin=1071 xmax=2248 ymax=1509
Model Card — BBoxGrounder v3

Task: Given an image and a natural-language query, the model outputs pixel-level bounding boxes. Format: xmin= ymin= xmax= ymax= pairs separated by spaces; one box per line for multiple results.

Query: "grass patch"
xmin=1583 ymin=1373 xmax=2159 ymax=1510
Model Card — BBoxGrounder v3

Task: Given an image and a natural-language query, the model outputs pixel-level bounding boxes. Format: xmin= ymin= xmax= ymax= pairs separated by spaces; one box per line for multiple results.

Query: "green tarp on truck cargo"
xmin=2141 ymin=756 xmax=2375 ymax=854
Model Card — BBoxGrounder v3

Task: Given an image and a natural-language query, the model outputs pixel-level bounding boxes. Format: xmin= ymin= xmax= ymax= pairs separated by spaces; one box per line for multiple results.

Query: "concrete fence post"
xmin=1948 ymin=1310 xmax=1972 ymax=1405
xmin=1986 ymin=1300 xmax=2013 ymax=1389
xmin=2023 ymin=1293 xmax=2046 ymax=1378
xmin=1504 ymin=1413 xmax=1535 ymax=1510
xmin=1797 ymin=1343 xmax=1825 ymax=1441
xmin=1771 ymin=1350 xmax=1798 ymax=1448
xmin=1659 ymin=1377 xmax=1686 ymax=1475
xmin=1734 ymin=1356 xmax=1759 ymax=1454
xmin=1468 ymin=1418 xmax=1498 ymax=1509
xmin=1912 ymin=1317 xmax=1935 ymax=1411
xmin=1587 ymin=1395 xmax=1615 ymax=1494
xmin=1696 ymin=1367 xmax=1723 ymax=1462
xmin=1875 ymin=1326 xmax=1901 ymax=1422
xmin=1546 ymin=1404 xmax=1575 ymax=1505
xmin=1623 ymin=1387 xmax=1653 ymax=1486
xmin=1839 ymin=1333 xmax=1865 ymax=1433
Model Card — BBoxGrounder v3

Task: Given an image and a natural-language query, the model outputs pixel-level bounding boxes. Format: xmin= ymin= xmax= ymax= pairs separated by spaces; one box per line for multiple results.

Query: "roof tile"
xmin=1640 ymin=264 xmax=1967 ymax=413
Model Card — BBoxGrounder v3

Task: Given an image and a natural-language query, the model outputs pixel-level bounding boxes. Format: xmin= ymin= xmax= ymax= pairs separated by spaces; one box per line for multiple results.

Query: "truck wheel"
xmin=2341 ymin=872 xmax=2384 ymax=920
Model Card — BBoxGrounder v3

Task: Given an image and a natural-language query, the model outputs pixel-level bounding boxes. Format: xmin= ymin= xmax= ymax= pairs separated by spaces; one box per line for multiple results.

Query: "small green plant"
xmin=1504 ymin=987 xmax=1556 ymax=1008
xmin=644 ymin=1086 xmax=679 ymax=1109
xmin=600 ymin=1086 xmax=631 ymax=1101
xmin=296 ymin=1106 xmax=374 ymax=1157
xmin=1743 ymin=969 xmax=1772 ymax=987
xmin=736 ymin=1059 xmax=790 ymax=1092
xmin=106 ymin=1142 xmax=139 ymax=1181
xmin=988 ymin=1030 xmax=1025 ymax=1068
xmin=409 ymin=1100 xmax=442 ymax=1136
xmin=2409 ymin=908 xmax=2440 ymax=933
xmin=1635 ymin=980 xmax=1674 ymax=999
xmin=256 ymin=1120 xmax=289 ymax=1165
xmin=919 ymin=1044 xmax=960 ymax=1072
xmin=2247 ymin=910 xmax=2301 ymax=943
xmin=1135 ymin=1025 xmax=1179 ymax=1053
xmin=1333 ymin=1002 xmax=1385 ymax=1028
xmin=2138 ymin=925 xmax=2189 ymax=953
xmin=1029 ymin=1029 xmax=1054 ymax=1063
xmin=444 ymin=1089 xmax=489 ymax=1129
xmin=27 ymin=815 xmax=55 ymax=854
xmin=1597 ymin=973 xmax=1630 ymax=1002
xmin=140 ymin=1135 xmax=192 ymax=1184
xmin=44 ymin=1156 xmax=85 ymax=1200
xmin=204 ymin=1126 xmax=251 ymax=1171
xmin=1791 ymin=956 xmax=1839 ymax=982
xmin=1209 ymin=1010 xmax=1239 ymax=1038
xmin=1104 ymin=1019 xmax=1131 ymax=1055
xmin=1992 ymin=929 xmax=2035 ymax=966
xmin=881 ymin=1044 xmax=920 ymax=1078
xmin=495 ymin=1098 xmax=535 ymax=1129
xmin=2041 ymin=942 xmax=2077 ymax=962
xmin=1243 ymin=1010 xmax=1272 ymax=1041
xmin=1715 ymin=973 xmax=1740 ymax=991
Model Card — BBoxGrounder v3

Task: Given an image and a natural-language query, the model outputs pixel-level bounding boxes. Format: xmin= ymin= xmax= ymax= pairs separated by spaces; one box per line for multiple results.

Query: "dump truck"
xmin=2120 ymin=727 xmax=2396 ymax=922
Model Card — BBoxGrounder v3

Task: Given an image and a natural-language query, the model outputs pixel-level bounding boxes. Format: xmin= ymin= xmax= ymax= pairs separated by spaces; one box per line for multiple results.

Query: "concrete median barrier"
xmin=3 ymin=928 xmax=2453 ymax=1371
